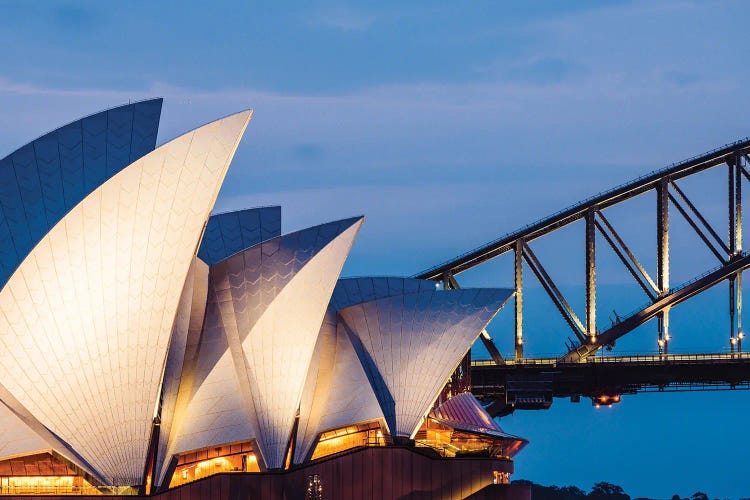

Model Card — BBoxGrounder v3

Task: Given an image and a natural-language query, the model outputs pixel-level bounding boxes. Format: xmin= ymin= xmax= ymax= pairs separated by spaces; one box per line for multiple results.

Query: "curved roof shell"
xmin=0 ymin=99 xmax=162 ymax=289
xmin=296 ymin=277 xmax=435 ymax=462
xmin=197 ymin=206 xmax=282 ymax=265
xmin=0 ymin=389 xmax=101 ymax=483
xmin=295 ymin=278 xmax=513 ymax=461
xmin=158 ymin=217 xmax=363 ymax=478
xmin=0 ymin=108 xmax=252 ymax=485
xmin=156 ymin=206 xmax=282 ymax=482
xmin=336 ymin=287 xmax=511 ymax=439
xmin=0 ymin=101 xmax=526 ymax=489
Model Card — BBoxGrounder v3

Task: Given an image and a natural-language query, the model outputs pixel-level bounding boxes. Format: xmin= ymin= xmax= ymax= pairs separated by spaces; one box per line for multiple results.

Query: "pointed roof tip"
xmin=128 ymin=96 xmax=163 ymax=104
xmin=195 ymin=108 xmax=253 ymax=131
xmin=298 ymin=215 xmax=364 ymax=237
xmin=299 ymin=215 xmax=364 ymax=234
xmin=328 ymin=215 xmax=365 ymax=225
xmin=209 ymin=205 xmax=281 ymax=217
xmin=2 ymin=97 xmax=164 ymax=161
xmin=207 ymin=214 xmax=362 ymax=266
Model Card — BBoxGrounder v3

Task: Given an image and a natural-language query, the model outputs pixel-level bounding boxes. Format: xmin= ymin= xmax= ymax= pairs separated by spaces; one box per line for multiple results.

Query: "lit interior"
xmin=310 ymin=421 xmax=386 ymax=460
xmin=0 ymin=451 xmax=100 ymax=495
xmin=0 ymin=476 xmax=98 ymax=495
xmin=415 ymin=419 xmax=524 ymax=458
xmin=169 ymin=442 xmax=259 ymax=488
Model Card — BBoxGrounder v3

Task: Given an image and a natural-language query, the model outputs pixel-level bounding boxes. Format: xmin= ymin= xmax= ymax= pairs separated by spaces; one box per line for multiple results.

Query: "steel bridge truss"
xmin=419 ymin=139 xmax=750 ymax=363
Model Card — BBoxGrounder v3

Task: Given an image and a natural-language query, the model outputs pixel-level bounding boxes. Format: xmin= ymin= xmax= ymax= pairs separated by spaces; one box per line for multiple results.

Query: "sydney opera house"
xmin=0 ymin=99 xmax=527 ymax=499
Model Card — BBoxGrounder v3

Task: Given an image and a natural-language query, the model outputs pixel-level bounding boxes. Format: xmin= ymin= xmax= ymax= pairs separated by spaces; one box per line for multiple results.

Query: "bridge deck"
xmin=472 ymin=352 xmax=750 ymax=367
xmin=470 ymin=353 xmax=750 ymax=414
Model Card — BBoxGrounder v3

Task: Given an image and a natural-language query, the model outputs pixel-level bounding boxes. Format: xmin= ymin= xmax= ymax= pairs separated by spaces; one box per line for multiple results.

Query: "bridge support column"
xmin=730 ymin=276 xmax=742 ymax=353
xmin=738 ymin=155 xmax=744 ymax=353
xmin=514 ymin=239 xmax=523 ymax=360
xmin=730 ymin=155 xmax=744 ymax=353
xmin=586 ymin=208 xmax=596 ymax=342
xmin=657 ymin=179 xmax=670 ymax=355
xmin=737 ymin=273 xmax=743 ymax=353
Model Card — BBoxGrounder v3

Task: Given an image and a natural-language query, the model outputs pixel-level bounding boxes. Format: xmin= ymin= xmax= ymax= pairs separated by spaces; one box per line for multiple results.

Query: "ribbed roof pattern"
xmin=431 ymin=392 xmax=522 ymax=440
xmin=0 ymin=109 xmax=252 ymax=484
xmin=337 ymin=287 xmax=512 ymax=438
xmin=0 ymin=99 xmax=162 ymax=289
xmin=198 ymin=206 xmax=282 ymax=265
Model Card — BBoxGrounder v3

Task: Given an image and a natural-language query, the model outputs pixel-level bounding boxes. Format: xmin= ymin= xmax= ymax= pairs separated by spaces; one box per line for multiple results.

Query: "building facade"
xmin=0 ymin=101 xmax=527 ymax=498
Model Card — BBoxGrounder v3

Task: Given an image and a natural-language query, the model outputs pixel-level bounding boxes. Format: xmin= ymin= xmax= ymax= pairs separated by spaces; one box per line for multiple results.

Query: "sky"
xmin=1 ymin=0 xmax=749 ymax=497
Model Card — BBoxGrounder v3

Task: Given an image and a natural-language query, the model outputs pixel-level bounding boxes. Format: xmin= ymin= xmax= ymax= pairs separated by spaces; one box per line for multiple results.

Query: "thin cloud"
xmin=313 ymin=8 xmax=375 ymax=31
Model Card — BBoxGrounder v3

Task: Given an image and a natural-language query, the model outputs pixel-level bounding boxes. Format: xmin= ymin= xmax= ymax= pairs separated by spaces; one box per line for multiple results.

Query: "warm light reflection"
xmin=311 ymin=421 xmax=386 ymax=460
xmin=414 ymin=419 xmax=523 ymax=459
xmin=593 ymin=394 xmax=621 ymax=406
xmin=169 ymin=442 xmax=259 ymax=488
xmin=0 ymin=475 xmax=99 ymax=495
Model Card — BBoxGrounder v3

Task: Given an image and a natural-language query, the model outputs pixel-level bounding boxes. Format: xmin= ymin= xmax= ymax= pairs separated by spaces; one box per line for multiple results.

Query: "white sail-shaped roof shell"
xmin=337 ymin=287 xmax=512 ymax=439
xmin=0 ymin=110 xmax=252 ymax=485
xmin=157 ymin=217 xmax=363 ymax=479
xmin=155 ymin=285 xmax=252 ymax=487
xmin=165 ymin=342 xmax=253 ymax=464
xmin=294 ymin=308 xmax=382 ymax=463
xmin=295 ymin=278 xmax=437 ymax=462
xmin=152 ymin=257 xmax=209 ymax=487
xmin=155 ymin=207 xmax=285 ymax=487
xmin=295 ymin=278 xmax=512 ymax=460
xmin=213 ymin=217 xmax=363 ymax=469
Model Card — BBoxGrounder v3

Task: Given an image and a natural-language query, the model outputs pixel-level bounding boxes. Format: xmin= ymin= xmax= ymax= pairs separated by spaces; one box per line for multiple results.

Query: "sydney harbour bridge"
xmin=417 ymin=139 xmax=750 ymax=416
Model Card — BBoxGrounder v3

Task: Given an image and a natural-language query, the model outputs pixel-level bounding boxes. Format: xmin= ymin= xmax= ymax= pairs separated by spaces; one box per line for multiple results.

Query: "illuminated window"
xmin=0 ymin=451 xmax=100 ymax=495
xmin=311 ymin=421 xmax=386 ymax=460
xmin=414 ymin=419 xmax=523 ymax=459
xmin=169 ymin=441 xmax=260 ymax=488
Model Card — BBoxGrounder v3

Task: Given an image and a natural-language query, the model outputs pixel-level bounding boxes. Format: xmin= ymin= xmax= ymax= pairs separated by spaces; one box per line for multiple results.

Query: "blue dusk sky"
xmin=1 ymin=1 xmax=749 ymax=497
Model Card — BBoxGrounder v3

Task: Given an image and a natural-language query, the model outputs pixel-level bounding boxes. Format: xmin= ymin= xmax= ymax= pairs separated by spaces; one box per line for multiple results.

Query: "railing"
xmin=414 ymin=439 xmax=453 ymax=457
xmin=472 ymin=352 xmax=750 ymax=367
xmin=414 ymin=440 xmax=505 ymax=459
xmin=0 ymin=485 xmax=137 ymax=496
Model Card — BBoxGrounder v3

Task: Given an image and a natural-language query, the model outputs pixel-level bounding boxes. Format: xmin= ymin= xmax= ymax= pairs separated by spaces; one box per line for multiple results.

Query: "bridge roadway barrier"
xmin=470 ymin=353 xmax=750 ymax=415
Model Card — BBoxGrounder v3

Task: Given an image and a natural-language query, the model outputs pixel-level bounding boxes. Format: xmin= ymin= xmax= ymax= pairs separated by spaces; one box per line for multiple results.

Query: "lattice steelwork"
xmin=418 ymin=139 xmax=750 ymax=363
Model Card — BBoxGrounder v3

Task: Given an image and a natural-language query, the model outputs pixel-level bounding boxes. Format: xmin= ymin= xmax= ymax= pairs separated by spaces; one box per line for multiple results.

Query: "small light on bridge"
xmin=731 ymin=337 xmax=738 ymax=345
xmin=740 ymin=332 xmax=745 ymax=340
xmin=590 ymin=335 xmax=597 ymax=344
xmin=658 ymin=339 xmax=665 ymax=347
xmin=593 ymin=394 xmax=621 ymax=407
